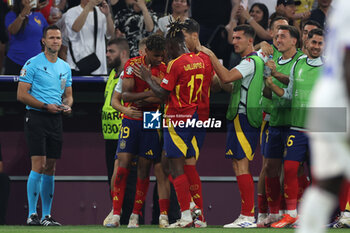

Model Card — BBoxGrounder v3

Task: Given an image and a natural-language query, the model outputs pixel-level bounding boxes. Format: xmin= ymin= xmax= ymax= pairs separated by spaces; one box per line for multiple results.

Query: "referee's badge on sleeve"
xmin=20 ymin=69 xmax=26 ymax=77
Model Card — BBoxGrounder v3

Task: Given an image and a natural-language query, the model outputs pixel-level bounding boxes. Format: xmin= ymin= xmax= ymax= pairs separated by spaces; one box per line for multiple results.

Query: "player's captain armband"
xmin=20 ymin=69 xmax=26 ymax=77
xmin=162 ymin=79 xmax=169 ymax=84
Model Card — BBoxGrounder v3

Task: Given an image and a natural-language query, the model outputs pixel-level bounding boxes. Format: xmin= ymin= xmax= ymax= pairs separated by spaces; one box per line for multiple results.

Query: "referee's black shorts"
xmin=24 ymin=110 xmax=63 ymax=159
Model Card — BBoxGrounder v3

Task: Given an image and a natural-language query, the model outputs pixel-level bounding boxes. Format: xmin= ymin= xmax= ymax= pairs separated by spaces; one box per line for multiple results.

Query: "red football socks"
xmin=284 ymin=160 xmax=299 ymax=210
xmin=184 ymin=165 xmax=203 ymax=210
xmin=339 ymin=181 xmax=350 ymax=212
xmin=132 ymin=177 xmax=150 ymax=215
xmin=265 ymin=176 xmax=281 ymax=214
xmin=173 ymin=174 xmax=191 ymax=212
xmin=258 ymin=193 xmax=268 ymax=214
xmin=237 ymin=174 xmax=255 ymax=216
xmin=297 ymin=174 xmax=310 ymax=202
xmin=112 ymin=167 xmax=129 ymax=215
xmin=159 ymin=199 xmax=170 ymax=215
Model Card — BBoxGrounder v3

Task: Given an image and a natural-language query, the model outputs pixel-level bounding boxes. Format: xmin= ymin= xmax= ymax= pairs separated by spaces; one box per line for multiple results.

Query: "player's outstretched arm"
xmin=199 ymin=45 xmax=242 ymax=83
xmin=139 ymin=64 xmax=169 ymax=101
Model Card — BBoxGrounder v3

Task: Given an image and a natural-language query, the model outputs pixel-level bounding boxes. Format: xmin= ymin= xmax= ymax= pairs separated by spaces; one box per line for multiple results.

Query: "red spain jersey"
xmin=122 ymin=56 xmax=167 ymax=120
xmin=197 ymin=52 xmax=214 ymax=121
xmin=160 ymin=53 xmax=205 ymax=122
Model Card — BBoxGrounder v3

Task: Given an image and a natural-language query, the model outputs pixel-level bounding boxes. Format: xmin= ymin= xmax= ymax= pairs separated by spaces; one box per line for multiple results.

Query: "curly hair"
xmin=145 ymin=34 xmax=166 ymax=51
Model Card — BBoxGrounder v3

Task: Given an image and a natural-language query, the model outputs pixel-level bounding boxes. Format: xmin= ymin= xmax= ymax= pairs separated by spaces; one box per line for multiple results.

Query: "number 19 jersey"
xmin=160 ymin=53 xmax=205 ymax=122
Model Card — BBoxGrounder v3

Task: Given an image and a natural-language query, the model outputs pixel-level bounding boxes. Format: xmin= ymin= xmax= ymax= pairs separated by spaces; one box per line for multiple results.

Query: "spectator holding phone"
xmin=5 ymin=0 xmax=48 ymax=75
xmin=65 ymin=0 xmax=114 ymax=75
xmin=114 ymin=0 xmax=158 ymax=58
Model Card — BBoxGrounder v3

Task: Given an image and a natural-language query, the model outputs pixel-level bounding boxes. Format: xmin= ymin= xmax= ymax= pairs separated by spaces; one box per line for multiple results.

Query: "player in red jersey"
xmin=139 ymin=20 xmax=205 ymax=228
xmin=180 ymin=18 xmax=221 ymax=228
xmin=107 ymin=34 xmax=169 ymax=228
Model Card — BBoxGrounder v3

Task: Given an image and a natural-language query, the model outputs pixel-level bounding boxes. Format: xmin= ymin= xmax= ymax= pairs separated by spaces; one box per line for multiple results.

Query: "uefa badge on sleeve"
xmin=143 ymin=110 xmax=161 ymax=129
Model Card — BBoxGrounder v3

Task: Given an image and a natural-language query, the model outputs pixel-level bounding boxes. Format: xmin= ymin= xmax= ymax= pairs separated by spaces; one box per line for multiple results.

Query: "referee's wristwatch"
xmin=42 ymin=103 xmax=48 ymax=110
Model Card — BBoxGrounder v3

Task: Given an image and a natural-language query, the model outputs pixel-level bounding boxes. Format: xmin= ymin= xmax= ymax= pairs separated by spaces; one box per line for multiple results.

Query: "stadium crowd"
xmin=0 ymin=0 xmax=349 ymax=230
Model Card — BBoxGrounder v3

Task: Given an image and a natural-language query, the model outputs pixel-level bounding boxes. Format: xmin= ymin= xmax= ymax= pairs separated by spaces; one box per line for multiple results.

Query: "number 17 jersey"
xmin=160 ymin=53 xmax=205 ymax=122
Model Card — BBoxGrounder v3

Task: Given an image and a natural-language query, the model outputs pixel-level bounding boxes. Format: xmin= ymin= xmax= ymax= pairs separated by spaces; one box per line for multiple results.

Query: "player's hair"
xmin=233 ymin=24 xmax=256 ymax=39
xmin=166 ymin=18 xmax=186 ymax=42
xmin=269 ymin=16 xmax=288 ymax=30
xmin=308 ymin=28 xmax=324 ymax=39
xmin=43 ymin=25 xmax=60 ymax=38
xmin=145 ymin=34 xmax=166 ymax=51
xmin=183 ymin=18 xmax=200 ymax=34
xmin=138 ymin=37 xmax=147 ymax=50
xmin=278 ymin=25 xmax=300 ymax=47
xmin=302 ymin=20 xmax=322 ymax=30
xmin=107 ymin=38 xmax=130 ymax=57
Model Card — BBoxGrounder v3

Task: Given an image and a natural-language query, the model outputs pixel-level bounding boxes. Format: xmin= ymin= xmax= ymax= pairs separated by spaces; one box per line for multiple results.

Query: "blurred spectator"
xmin=0 ymin=1 xmax=10 ymax=74
xmin=110 ymin=0 xmax=126 ymax=16
xmin=309 ymin=0 xmax=332 ymax=28
xmin=149 ymin=0 xmax=170 ymax=17
xmin=114 ymin=0 xmax=158 ymax=58
xmin=270 ymin=0 xmax=310 ymax=28
xmin=157 ymin=0 xmax=189 ymax=36
xmin=65 ymin=0 xmax=114 ymax=75
xmin=38 ymin=0 xmax=65 ymax=25
xmin=237 ymin=3 xmax=270 ymax=44
xmin=4 ymin=0 xmax=48 ymax=75
xmin=192 ymin=0 xmax=231 ymax=45
xmin=248 ymin=0 xmax=276 ymax=17
xmin=0 ymin=144 xmax=10 ymax=225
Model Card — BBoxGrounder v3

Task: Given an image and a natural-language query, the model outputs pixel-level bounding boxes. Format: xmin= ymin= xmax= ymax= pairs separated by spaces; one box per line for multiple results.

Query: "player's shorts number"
xmin=287 ymin=135 xmax=295 ymax=147
xmin=103 ymin=123 xmax=119 ymax=134
xmin=188 ymin=74 xmax=204 ymax=104
xmin=120 ymin=126 xmax=130 ymax=139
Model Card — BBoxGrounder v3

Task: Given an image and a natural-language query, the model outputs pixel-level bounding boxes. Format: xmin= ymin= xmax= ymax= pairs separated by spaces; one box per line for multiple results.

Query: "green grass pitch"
xmin=0 ymin=225 xmax=349 ymax=233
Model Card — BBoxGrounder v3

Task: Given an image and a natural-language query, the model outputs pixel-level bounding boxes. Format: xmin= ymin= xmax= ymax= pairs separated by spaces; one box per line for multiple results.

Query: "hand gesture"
xmin=133 ymin=63 xmax=142 ymax=79
xmin=260 ymin=41 xmax=273 ymax=56
xmin=37 ymin=0 xmax=49 ymax=9
xmin=21 ymin=0 xmax=32 ymax=17
xmin=237 ymin=5 xmax=250 ymax=21
xmin=134 ymin=0 xmax=147 ymax=11
xmin=59 ymin=104 xmax=72 ymax=115
xmin=265 ymin=60 xmax=276 ymax=75
xmin=99 ymin=1 xmax=110 ymax=16
xmin=46 ymin=104 xmax=62 ymax=114
xmin=265 ymin=76 xmax=274 ymax=88
xmin=198 ymin=45 xmax=214 ymax=57
xmin=139 ymin=64 xmax=152 ymax=82
xmin=124 ymin=106 xmax=142 ymax=119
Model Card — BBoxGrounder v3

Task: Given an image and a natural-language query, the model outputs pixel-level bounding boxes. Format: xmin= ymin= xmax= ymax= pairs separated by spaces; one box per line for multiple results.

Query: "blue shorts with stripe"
xmin=163 ymin=113 xmax=200 ymax=158
xmin=186 ymin=128 xmax=206 ymax=160
xmin=284 ymin=129 xmax=309 ymax=162
xmin=116 ymin=118 xmax=161 ymax=159
xmin=225 ymin=114 xmax=259 ymax=161
xmin=263 ymin=126 xmax=289 ymax=159
xmin=260 ymin=120 xmax=269 ymax=156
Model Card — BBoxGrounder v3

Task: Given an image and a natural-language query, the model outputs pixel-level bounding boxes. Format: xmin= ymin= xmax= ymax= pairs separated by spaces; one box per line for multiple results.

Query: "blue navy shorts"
xmin=225 ymin=114 xmax=259 ymax=161
xmin=116 ymin=118 xmax=161 ymax=159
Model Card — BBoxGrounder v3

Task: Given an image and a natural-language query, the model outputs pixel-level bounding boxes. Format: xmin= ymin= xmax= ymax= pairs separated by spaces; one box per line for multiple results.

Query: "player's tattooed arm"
xmin=139 ymin=64 xmax=169 ymax=101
